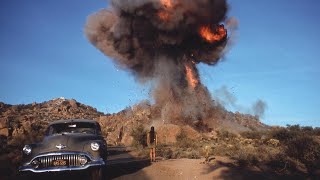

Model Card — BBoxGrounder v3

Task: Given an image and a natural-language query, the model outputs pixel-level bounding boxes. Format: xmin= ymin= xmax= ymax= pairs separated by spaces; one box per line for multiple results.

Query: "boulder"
xmin=157 ymin=124 xmax=181 ymax=144
xmin=121 ymin=133 xmax=134 ymax=146
xmin=69 ymin=99 xmax=78 ymax=109
xmin=267 ymin=138 xmax=280 ymax=147
xmin=0 ymin=128 xmax=9 ymax=137
xmin=181 ymin=125 xmax=201 ymax=140
xmin=0 ymin=118 xmax=7 ymax=129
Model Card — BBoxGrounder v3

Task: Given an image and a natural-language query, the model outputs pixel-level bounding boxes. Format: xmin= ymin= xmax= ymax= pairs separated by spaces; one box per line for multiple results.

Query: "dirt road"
xmin=0 ymin=146 xmax=149 ymax=180
xmin=1 ymin=146 xmax=306 ymax=180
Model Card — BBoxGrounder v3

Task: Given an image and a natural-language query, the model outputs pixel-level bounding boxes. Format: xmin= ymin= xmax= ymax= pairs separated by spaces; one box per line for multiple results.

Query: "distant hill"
xmin=2 ymin=99 xmax=320 ymax=180
xmin=0 ymin=98 xmax=268 ymax=146
xmin=0 ymin=98 xmax=104 ymax=142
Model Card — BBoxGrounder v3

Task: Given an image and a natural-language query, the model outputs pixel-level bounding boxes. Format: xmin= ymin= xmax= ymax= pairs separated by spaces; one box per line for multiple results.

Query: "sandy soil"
xmin=113 ymin=156 xmax=307 ymax=180
xmin=1 ymin=147 xmax=310 ymax=180
xmin=115 ymin=157 xmax=241 ymax=180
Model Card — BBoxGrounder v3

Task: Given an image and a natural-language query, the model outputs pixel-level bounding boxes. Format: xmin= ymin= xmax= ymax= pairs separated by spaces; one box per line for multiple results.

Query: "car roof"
xmin=49 ymin=119 xmax=99 ymax=125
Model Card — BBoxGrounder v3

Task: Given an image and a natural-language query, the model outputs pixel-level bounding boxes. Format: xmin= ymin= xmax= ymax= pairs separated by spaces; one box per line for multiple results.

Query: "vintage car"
xmin=19 ymin=119 xmax=107 ymax=180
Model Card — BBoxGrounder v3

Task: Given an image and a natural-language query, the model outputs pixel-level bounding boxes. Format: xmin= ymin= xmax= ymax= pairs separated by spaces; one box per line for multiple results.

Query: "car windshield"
xmin=47 ymin=122 xmax=96 ymax=135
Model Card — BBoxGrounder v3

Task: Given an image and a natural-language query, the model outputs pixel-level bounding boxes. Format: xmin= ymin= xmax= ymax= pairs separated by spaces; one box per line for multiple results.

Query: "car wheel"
xmin=90 ymin=167 xmax=104 ymax=180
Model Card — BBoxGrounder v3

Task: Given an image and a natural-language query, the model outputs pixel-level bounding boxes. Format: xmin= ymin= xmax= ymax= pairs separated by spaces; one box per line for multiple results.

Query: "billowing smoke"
xmin=252 ymin=100 xmax=267 ymax=118
xmin=85 ymin=0 xmax=234 ymax=123
xmin=214 ymin=86 xmax=268 ymax=118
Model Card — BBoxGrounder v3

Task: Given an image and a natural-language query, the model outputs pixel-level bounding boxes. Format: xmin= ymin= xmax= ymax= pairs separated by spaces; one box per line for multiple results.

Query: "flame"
xmin=185 ymin=64 xmax=199 ymax=89
xmin=158 ymin=11 xmax=171 ymax=21
xmin=160 ymin=0 xmax=173 ymax=8
xmin=158 ymin=0 xmax=174 ymax=21
xmin=199 ymin=25 xmax=227 ymax=43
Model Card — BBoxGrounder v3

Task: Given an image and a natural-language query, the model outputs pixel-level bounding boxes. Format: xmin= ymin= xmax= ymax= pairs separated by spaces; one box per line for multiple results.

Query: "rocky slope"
xmin=0 ymin=98 xmax=104 ymax=143
xmin=0 ymin=98 xmax=268 ymax=147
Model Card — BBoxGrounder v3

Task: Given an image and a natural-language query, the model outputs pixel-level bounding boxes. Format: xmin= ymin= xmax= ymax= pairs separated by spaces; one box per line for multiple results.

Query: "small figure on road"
xmin=204 ymin=145 xmax=211 ymax=163
xmin=147 ymin=126 xmax=157 ymax=162
xmin=116 ymin=126 xmax=124 ymax=145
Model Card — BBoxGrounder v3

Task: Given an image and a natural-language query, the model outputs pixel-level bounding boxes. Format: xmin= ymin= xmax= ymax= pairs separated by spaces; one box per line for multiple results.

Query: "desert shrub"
xmin=170 ymin=148 xmax=200 ymax=159
xmin=186 ymin=150 xmax=201 ymax=159
xmin=176 ymin=130 xmax=198 ymax=149
xmin=241 ymin=130 xmax=264 ymax=139
xmin=156 ymin=144 xmax=173 ymax=159
xmin=271 ymin=125 xmax=320 ymax=142
xmin=266 ymin=153 xmax=303 ymax=174
xmin=270 ymin=126 xmax=320 ymax=164
xmin=217 ymin=129 xmax=237 ymax=140
xmin=231 ymin=145 xmax=259 ymax=166
xmin=285 ymin=135 xmax=320 ymax=171
xmin=172 ymin=149 xmax=183 ymax=159
xmin=270 ymin=125 xmax=320 ymax=174
xmin=213 ymin=142 xmax=240 ymax=157
xmin=130 ymin=124 xmax=147 ymax=148
xmin=269 ymin=128 xmax=295 ymax=143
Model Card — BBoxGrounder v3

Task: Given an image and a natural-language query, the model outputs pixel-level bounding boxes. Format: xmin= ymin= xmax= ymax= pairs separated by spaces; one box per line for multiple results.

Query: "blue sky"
xmin=0 ymin=0 xmax=319 ymax=127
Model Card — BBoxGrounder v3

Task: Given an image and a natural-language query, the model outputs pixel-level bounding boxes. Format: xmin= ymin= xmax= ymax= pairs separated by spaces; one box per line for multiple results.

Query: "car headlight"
xmin=79 ymin=155 xmax=88 ymax=165
xmin=23 ymin=145 xmax=32 ymax=155
xmin=90 ymin=142 xmax=100 ymax=151
xmin=31 ymin=160 xmax=40 ymax=168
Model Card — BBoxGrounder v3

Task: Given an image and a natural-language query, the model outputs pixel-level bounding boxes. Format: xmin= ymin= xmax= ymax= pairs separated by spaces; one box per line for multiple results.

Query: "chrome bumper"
xmin=19 ymin=152 xmax=105 ymax=173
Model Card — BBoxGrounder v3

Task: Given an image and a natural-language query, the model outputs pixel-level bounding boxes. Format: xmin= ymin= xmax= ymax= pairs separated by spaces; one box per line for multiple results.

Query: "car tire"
xmin=90 ymin=167 xmax=104 ymax=180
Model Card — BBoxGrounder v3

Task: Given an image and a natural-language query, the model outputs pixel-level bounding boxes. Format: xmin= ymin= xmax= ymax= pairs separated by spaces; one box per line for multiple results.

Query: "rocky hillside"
xmin=0 ymin=98 xmax=268 ymax=147
xmin=0 ymin=98 xmax=104 ymax=145
xmin=97 ymin=101 xmax=269 ymax=146
xmin=2 ymin=98 xmax=319 ymax=180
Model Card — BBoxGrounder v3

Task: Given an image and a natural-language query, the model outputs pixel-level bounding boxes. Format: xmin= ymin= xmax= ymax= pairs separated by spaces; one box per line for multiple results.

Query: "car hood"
xmin=36 ymin=133 xmax=98 ymax=154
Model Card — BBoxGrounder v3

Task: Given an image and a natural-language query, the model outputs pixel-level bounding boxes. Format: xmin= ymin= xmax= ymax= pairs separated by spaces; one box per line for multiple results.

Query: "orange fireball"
xmin=199 ymin=25 xmax=227 ymax=43
xmin=158 ymin=11 xmax=171 ymax=21
xmin=185 ymin=64 xmax=199 ymax=89
xmin=160 ymin=0 xmax=173 ymax=8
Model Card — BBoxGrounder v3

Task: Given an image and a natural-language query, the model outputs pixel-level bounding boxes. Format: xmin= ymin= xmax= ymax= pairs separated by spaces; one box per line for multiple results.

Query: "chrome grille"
xmin=34 ymin=154 xmax=87 ymax=168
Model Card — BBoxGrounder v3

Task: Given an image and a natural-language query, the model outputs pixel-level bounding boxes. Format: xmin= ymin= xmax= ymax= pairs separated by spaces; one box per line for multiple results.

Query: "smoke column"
xmin=85 ymin=0 xmax=233 ymax=123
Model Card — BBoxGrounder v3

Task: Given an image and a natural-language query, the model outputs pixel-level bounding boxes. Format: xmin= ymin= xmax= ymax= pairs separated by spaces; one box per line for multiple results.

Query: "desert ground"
xmin=0 ymin=146 xmax=309 ymax=180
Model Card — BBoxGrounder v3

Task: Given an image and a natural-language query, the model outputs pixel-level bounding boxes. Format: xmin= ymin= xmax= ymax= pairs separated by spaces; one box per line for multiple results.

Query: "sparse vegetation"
xmin=156 ymin=144 xmax=173 ymax=159
xmin=130 ymin=124 xmax=147 ymax=148
xmin=1 ymin=99 xmax=319 ymax=179
xmin=145 ymin=124 xmax=320 ymax=178
xmin=240 ymin=130 xmax=264 ymax=139
xmin=175 ymin=129 xmax=198 ymax=149
xmin=215 ymin=125 xmax=320 ymax=176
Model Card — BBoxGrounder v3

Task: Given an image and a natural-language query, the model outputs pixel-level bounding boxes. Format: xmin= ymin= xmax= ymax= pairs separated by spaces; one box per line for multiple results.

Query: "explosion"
xmin=158 ymin=11 xmax=171 ymax=22
xmin=185 ymin=63 xmax=199 ymax=89
xmin=160 ymin=0 xmax=174 ymax=8
xmin=199 ymin=25 xmax=227 ymax=43
xmin=85 ymin=0 xmax=234 ymax=123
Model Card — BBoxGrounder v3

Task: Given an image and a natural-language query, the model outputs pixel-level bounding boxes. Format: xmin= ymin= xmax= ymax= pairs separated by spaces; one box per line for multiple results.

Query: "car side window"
xmin=96 ymin=124 xmax=102 ymax=135
xmin=46 ymin=126 xmax=54 ymax=136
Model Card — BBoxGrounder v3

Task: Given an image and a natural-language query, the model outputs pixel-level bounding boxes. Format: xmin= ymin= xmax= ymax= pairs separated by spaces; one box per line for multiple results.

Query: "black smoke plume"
xmin=85 ymin=0 xmax=233 ymax=123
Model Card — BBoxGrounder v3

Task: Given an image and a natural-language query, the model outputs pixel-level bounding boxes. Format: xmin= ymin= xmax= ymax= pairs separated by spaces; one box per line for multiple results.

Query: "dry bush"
xmin=185 ymin=149 xmax=201 ymax=159
xmin=175 ymin=129 xmax=198 ymax=149
xmin=170 ymin=148 xmax=201 ymax=159
xmin=232 ymin=145 xmax=259 ymax=166
xmin=130 ymin=124 xmax=147 ymax=148
xmin=171 ymin=148 xmax=183 ymax=159
xmin=285 ymin=135 xmax=320 ymax=172
xmin=268 ymin=125 xmax=320 ymax=175
xmin=156 ymin=144 xmax=173 ymax=159
xmin=269 ymin=128 xmax=295 ymax=143
xmin=217 ymin=129 xmax=237 ymax=140
xmin=241 ymin=130 xmax=264 ymax=139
